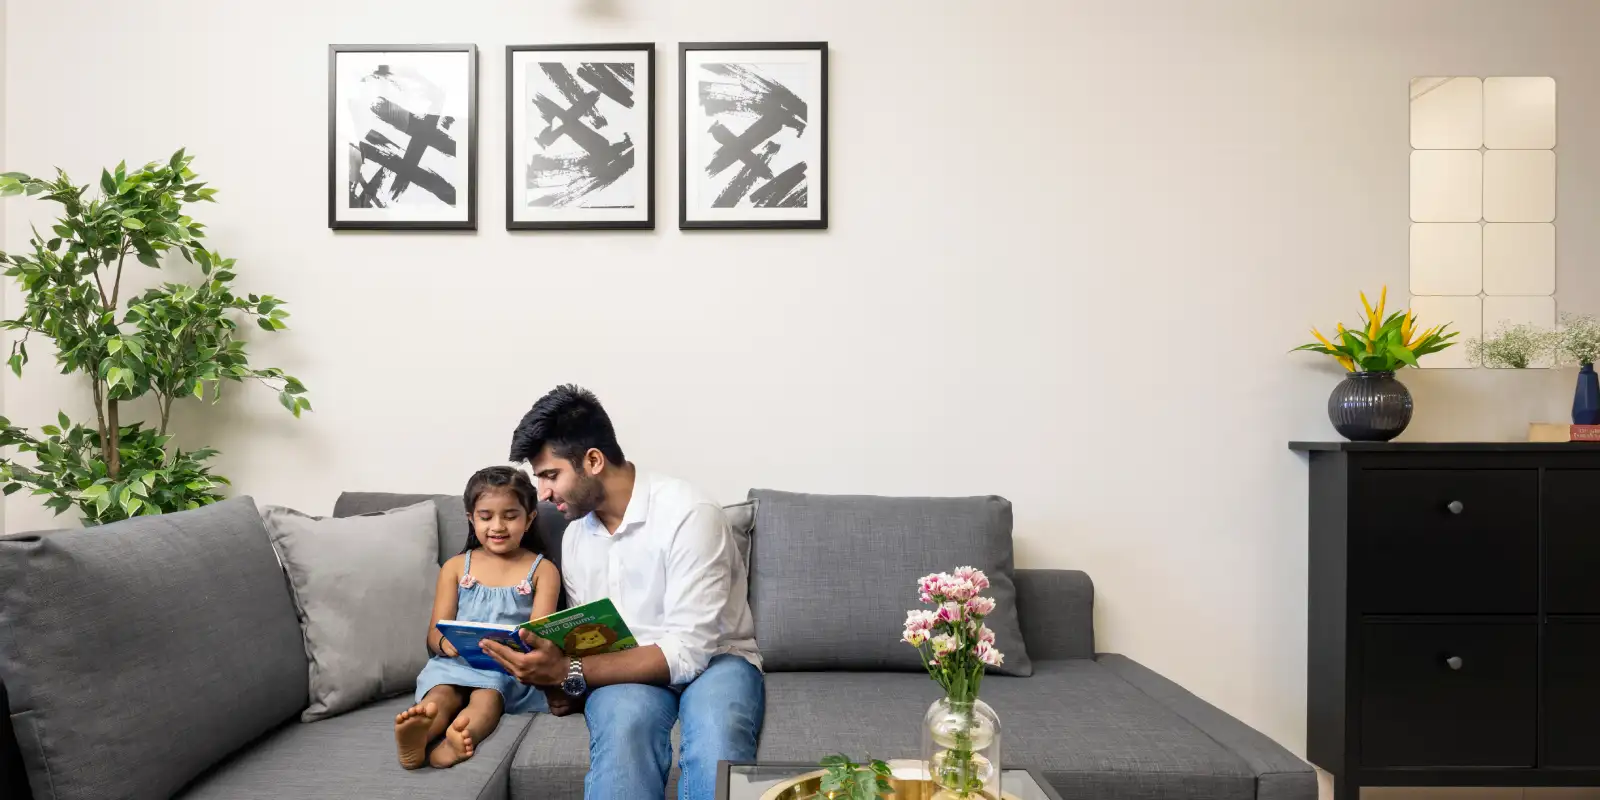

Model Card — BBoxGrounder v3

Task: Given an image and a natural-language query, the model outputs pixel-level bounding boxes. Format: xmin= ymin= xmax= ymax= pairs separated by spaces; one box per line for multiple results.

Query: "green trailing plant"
xmin=815 ymin=754 xmax=894 ymax=800
xmin=0 ymin=150 xmax=309 ymax=525
xmin=1555 ymin=312 xmax=1600 ymax=367
xmin=1467 ymin=322 xmax=1558 ymax=369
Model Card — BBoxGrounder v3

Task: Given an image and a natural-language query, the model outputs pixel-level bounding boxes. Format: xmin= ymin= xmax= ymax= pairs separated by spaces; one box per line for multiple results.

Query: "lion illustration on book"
xmin=563 ymin=623 xmax=618 ymax=657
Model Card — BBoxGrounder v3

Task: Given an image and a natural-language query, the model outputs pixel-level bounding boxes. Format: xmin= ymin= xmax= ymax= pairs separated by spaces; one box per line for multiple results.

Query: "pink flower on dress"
xmin=458 ymin=573 xmax=479 ymax=589
xmin=515 ymin=580 xmax=533 ymax=596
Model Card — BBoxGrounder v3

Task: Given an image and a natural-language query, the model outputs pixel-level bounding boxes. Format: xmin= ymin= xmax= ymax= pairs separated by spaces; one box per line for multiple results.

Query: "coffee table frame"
xmin=715 ymin=761 xmax=1066 ymax=800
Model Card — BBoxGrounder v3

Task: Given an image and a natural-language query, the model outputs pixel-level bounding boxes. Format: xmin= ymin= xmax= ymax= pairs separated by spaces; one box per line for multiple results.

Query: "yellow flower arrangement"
xmin=1293 ymin=286 xmax=1457 ymax=372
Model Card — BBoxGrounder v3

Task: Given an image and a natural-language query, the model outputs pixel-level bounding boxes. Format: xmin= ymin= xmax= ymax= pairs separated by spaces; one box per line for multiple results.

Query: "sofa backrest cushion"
xmin=333 ymin=492 xmax=567 ymax=572
xmin=0 ymin=497 xmax=308 ymax=800
xmin=746 ymin=488 xmax=1033 ymax=676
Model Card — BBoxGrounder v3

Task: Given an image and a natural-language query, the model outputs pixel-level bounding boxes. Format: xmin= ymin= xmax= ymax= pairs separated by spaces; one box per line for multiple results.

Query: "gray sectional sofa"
xmin=0 ymin=489 xmax=1316 ymax=800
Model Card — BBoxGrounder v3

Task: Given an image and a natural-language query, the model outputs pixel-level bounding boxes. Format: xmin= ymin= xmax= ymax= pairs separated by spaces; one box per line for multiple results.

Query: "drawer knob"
xmin=1446 ymin=656 xmax=1464 ymax=671
xmin=1446 ymin=500 xmax=1464 ymax=515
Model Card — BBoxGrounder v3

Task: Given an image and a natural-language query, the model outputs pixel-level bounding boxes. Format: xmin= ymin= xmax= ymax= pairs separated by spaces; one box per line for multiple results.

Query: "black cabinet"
xmin=1293 ymin=442 xmax=1600 ymax=799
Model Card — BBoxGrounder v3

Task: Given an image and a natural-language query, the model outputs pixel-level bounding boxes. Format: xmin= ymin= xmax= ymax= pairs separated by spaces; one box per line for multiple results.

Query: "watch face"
xmin=561 ymin=673 xmax=586 ymax=696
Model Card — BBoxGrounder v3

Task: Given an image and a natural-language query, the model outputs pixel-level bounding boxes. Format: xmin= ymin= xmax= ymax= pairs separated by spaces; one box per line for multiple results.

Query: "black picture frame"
xmin=678 ymin=42 xmax=829 ymax=230
xmin=328 ymin=43 xmax=479 ymax=231
xmin=506 ymin=43 xmax=656 ymax=231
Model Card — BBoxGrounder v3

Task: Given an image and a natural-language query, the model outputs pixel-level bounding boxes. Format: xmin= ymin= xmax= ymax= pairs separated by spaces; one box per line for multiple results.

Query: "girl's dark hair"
xmin=460 ymin=466 xmax=543 ymax=555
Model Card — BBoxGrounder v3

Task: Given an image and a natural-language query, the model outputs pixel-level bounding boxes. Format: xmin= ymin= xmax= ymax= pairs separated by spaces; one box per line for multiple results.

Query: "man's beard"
xmin=560 ymin=475 xmax=606 ymax=521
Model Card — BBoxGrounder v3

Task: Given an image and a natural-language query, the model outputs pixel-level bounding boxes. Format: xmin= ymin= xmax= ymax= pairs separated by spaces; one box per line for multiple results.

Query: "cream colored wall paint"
xmin=5 ymin=0 xmax=1599 ymax=758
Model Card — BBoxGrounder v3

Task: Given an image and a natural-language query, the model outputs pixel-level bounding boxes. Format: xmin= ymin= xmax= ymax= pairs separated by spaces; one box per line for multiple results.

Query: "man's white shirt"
xmin=557 ymin=469 xmax=760 ymax=685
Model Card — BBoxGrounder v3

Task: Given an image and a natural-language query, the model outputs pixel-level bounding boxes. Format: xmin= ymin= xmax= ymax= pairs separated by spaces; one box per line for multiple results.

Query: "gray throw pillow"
xmin=261 ymin=500 xmax=439 ymax=722
xmin=747 ymin=488 xmax=1033 ymax=677
xmin=0 ymin=497 xmax=308 ymax=800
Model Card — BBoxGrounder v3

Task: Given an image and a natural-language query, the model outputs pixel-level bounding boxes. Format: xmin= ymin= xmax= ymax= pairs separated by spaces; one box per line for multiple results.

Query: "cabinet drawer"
xmin=1352 ymin=469 xmax=1537 ymax=613
xmin=1545 ymin=619 xmax=1600 ymax=767
xmin=1544 ymin=470 xmax=1600 ymax=614
xmin=1359 ymin=622 xmax=1536 ymax=768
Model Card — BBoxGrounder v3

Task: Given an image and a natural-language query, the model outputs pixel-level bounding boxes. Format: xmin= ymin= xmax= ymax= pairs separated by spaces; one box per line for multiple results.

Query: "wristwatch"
xmin=561 ymin=656 xmax=587 ymax=697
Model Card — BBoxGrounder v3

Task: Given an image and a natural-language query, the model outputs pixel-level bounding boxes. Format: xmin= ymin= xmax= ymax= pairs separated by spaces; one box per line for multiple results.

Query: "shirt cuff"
xmin=655 ymin=636 xmax=710 ymax=685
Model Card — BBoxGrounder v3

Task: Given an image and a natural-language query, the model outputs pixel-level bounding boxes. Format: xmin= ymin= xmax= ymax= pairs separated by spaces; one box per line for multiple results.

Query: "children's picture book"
xmin=434 ymin=599 xmax=635 ymax=676
xmin=519 ymin=598 xmax=638 ymax=657
xmin=434 ymin=620 xmax=531 ymax=675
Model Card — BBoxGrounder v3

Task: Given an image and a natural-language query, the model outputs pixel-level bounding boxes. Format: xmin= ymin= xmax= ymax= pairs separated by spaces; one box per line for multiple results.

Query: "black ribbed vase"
xmin=1328 ymin=370 xmax=1413 ymax=442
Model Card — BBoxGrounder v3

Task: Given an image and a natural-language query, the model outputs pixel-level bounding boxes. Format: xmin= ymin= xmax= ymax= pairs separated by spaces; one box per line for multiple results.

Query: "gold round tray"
xmin=758 ymin=764 xmax=1018 ymax=800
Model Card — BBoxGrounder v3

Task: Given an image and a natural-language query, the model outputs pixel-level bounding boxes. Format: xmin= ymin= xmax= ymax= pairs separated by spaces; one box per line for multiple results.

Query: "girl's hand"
xmin=439 ymin=635 xmax=460 ymax=658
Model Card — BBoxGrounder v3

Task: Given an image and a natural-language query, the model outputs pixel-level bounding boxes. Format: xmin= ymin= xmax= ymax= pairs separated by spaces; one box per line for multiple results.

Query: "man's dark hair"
xmin=509 ymin=384 xmax=626 ymax=468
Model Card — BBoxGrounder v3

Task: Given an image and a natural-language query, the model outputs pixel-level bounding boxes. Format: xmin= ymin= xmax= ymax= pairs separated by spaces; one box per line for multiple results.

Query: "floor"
xmin=1317 ymin=770 xmax=1600 ymax=799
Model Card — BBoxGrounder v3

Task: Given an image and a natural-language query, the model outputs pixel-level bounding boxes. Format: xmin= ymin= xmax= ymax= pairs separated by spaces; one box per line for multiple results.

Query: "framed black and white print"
xmin=507 ymin=44 xmax=655 ymax=230
xmin=329 ymin=44 xmax=477 ymax=230
xmin=679 ymin=42 xmax=828 ymax=230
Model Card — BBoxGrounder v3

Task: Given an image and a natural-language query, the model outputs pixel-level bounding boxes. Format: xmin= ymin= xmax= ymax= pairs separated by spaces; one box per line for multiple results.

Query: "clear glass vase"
xmin=921 ymin=697 xmax=1001 ymax=799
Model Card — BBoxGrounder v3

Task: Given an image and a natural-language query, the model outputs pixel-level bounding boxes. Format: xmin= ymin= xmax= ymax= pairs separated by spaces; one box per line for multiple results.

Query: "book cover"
xmin=435 ymin=619 xmax=529 ymax=675
xmin=1528 ymin=423 xmax=1600 ymax=442
xmin=519 ymin=598 xmax=638 ymax=657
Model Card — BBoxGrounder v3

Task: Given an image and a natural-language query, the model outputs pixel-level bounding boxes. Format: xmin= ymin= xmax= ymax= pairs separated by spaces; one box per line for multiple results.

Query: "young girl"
xmin=395 ymin=466 xmax=561 ymax=769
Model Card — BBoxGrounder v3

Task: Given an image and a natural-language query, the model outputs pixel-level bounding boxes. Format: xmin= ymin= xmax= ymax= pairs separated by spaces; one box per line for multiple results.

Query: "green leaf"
xmin=58 ymin=411 xmax=69 ymax=429
xmin=192 ymin=381 xmax=205 ymax=400
xmin=257 ymin=318 xmax=275 ymax=332
xmin=7 ymin=354 xmax=21 ymax=378
xmin=100 ymin=170 xmax=116 ymax=195
xmin=1388 ymin=342 xmax=1421 ymax=368
xmin=108 ymin=338 xmax=123 ymax=355
xmin=81 ymin=484 xmax=109 ymax=499
xmin=121 ymin=217 xmax=145 ymax=230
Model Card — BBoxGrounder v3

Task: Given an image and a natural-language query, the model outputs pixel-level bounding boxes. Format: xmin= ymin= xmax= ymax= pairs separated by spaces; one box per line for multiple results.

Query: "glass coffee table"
xmin=717 ymin=761 xmax=1065 ymax=800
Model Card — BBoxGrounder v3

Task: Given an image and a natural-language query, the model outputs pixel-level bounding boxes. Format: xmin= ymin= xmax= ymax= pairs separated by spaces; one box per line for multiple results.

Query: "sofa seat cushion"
xmin=504 ymin=658 xmax=1315 ymax=800
xmin=176 ymin=696 xmax=535 ymax=800
xmin=756 ymin=660 xmax=1261 ymax=800
xmin=509 ymin=713 xmax=681 ymax=800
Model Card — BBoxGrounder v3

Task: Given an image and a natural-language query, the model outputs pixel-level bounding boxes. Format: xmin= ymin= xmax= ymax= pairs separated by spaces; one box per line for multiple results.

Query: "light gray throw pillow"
xmin=262 ymin=500 xmax=439 ymax=722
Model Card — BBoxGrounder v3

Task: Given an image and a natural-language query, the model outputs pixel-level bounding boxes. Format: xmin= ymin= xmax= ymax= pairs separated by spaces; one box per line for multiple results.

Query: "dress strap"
xmin=464 ymin=550 xmax=473 ymax=575
xmin=524 ymin=553 xmax=544 ymax=583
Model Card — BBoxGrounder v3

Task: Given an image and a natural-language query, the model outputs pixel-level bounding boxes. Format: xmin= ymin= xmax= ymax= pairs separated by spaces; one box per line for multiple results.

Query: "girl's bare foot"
xmin=429 ymin=714 xmax=476 ymax=768
xmin=394 ymin=702 xmax=438 ymax=769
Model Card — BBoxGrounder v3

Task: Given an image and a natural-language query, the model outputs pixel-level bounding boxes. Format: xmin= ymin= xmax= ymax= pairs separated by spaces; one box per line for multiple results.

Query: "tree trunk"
xmin=106 ymin=399 xmax=121 ymax=479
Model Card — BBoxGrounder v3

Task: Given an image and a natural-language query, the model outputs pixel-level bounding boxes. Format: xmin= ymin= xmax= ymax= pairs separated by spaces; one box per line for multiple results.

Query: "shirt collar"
xmin=584 ymin=467 xmax=651 ymax=536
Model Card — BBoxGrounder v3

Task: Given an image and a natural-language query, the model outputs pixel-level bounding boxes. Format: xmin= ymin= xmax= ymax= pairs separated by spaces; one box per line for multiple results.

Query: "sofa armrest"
xmin=1096 ymin=654 xmax=1316 ymax=800
xmin=1 ymin=678 xmax=33 ymax=799
xmin=1014 ymin=569 xmax=1095 ymax=660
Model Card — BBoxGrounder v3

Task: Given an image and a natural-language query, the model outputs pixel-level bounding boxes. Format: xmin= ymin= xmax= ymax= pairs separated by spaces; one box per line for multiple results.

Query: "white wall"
xmin=6 ymin=0 xmax=1600 ymax=757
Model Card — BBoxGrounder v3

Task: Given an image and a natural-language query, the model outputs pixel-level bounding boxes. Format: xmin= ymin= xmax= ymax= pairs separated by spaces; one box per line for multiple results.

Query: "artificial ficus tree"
xmin=0 ymin=150 xmax=310 ymax=524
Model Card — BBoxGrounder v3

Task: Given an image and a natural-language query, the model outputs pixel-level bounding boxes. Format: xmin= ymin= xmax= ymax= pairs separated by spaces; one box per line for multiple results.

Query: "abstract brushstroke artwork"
xmin=680 ymin=42 xmax=828 ymax=229
xmin=507 ymin=44 xmax=654 ymax=229
xmin=329 ymin=45 xmax=477 ymax=230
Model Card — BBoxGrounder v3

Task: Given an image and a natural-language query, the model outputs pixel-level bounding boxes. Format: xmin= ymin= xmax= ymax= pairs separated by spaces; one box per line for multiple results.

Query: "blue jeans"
xmin=583 ymin=654 xmax=765 ymax=800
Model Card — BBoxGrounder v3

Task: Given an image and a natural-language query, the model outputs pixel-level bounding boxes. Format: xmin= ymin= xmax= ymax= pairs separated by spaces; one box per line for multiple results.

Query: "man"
xmin=480 ymin=384 xmax=763 ymax=800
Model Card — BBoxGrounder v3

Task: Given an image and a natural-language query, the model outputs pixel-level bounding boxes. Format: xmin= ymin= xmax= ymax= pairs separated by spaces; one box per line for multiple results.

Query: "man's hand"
xmin=479 ymin=629 xmax=568 ymax=687
xmin=544 ymin=687 xmax=584 ymax=717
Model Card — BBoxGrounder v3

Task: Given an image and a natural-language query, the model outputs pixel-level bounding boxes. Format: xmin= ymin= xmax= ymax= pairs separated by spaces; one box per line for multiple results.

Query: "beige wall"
xmin=5 ymin=0 xmax=1599 ymax=757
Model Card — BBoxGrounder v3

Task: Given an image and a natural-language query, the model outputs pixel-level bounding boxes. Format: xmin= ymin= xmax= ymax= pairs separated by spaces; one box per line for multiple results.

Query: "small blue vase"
xmin=1574 ymin=363 xmax=1600 ymax=425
